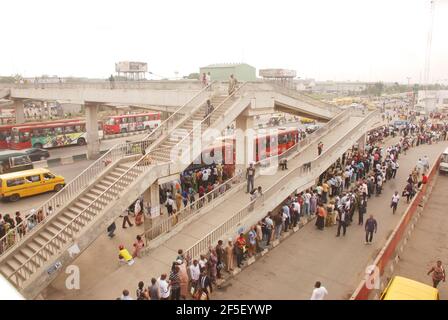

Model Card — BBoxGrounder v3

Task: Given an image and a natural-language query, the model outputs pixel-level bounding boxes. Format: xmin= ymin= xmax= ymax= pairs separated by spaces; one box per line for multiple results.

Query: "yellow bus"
xmin=380 ymin=276 xmax=439 ymax=300
xmin=0 ymin=168 xmax=65 ymax=202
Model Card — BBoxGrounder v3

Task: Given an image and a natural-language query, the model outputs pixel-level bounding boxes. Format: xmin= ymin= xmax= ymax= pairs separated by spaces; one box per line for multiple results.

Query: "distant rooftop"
xmin=203 ymin=63 xmax=252 ymax=68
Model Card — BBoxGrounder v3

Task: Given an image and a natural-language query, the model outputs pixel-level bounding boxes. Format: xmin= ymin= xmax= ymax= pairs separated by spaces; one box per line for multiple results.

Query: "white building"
xmin=417 ymin=90 xmax=448 ymax=111
xmin=313 ymin=81 xmax=367 ymax=94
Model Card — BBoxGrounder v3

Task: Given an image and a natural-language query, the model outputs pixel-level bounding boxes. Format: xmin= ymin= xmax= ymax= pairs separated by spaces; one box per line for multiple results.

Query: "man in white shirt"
xmin=158 ymin=274 xmax=170 ymax=300
xmin=391 ymin=191 xmax=400 ymax=214
xmin=189 ymin=259 xmax=201 ymax=289
xmin=304 ymin=191 xmax=311 ymax=216
xmin=310 ymin=281 xmax=328 ymax=300
xmin=120 ymin=289 xmax=133 ymax=300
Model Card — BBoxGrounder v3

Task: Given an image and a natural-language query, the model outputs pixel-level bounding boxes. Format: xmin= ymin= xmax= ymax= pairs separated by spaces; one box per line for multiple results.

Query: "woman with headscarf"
xmin=177 ymin=259 xmax=189 ymax=300
xmin=208 ymin=248 xmax=218 ymax=284
xmin=225 ymin=240 xmax=234 ymax=272
xmin=315 ymin=204 xmax=327 ymax=231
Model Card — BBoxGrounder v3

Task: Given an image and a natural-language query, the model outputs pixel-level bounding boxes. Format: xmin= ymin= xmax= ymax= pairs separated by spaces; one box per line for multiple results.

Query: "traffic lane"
xmin=0 ymin=160 xmax=94 ymax=215
xmin=392 ymin=175 xmax=448 ymax=300
xmin=46 ymin=133 xmax=147 ymax=159
xmin=212 ymin=141 xmax=448 ymax=300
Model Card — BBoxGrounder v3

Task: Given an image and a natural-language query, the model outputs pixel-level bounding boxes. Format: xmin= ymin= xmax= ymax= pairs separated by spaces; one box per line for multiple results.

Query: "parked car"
xmin=24 ymin=148 xmax=50 ymax=161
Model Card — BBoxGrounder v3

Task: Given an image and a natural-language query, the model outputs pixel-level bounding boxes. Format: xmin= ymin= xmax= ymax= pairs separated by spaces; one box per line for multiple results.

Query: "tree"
xmin=185 ymin=73 xmax=200 ymax=80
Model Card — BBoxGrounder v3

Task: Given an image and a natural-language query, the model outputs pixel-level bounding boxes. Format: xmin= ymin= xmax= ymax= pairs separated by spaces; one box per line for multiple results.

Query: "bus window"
xmin=121 ymin=117 xmax=128 ymax=124
xmin=26 ymin=175 xmax=41 ymax=183
xmin=54 ymin=127 xmax=63 ymax=135
xmin=144 ymin=116 xmax=149 ymax=121
xmin=20 ymin=131 xmax=30 ymax=142
xmin=65 ymin=126 xmax=75 ymax=133
xmin=7 ymin=178 xmax=26 ymax=187
xmin=137 ymin=116 xmax=143 ymax=122
xmin=74 ymin=125 xmax=82 ymax=133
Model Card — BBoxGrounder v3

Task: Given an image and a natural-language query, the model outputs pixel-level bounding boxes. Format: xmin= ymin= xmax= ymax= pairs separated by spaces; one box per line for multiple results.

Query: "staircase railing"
xmin=0 ymin=82 xmax=215 ymax=260
xmin=171 ymin=83 xmax=248 ymax=168
xmin=268 ymin=81 xmax=341 ymax=114
xmin=142 ymin=104 xmax=352 ymax=245
xmin=184 ymin=110 xmax=378 ymax=260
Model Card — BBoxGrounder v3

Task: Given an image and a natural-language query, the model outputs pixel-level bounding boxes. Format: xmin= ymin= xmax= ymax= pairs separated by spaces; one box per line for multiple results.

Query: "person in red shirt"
xmin=422 ymin=173 xmax=428 ymax=185
xmin=235 ymin=233 xmax=247 ymax=268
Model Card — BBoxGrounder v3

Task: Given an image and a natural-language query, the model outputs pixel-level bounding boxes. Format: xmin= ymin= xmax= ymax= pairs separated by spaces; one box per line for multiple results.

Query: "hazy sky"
xmin=1 ymin=0 xmax=447 ymax=83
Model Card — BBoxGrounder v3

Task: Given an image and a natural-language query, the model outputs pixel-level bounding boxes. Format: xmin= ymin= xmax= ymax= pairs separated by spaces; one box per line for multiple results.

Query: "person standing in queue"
xmin=246 ymin=163 xmax=256 ymax=193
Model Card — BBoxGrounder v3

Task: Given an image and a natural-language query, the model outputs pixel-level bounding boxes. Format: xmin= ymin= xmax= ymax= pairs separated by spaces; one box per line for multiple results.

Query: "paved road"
xmin=391 ymin=174 xmax=448 ymax=300
xmin=0 ymin=160 xmax=94 ymax=215
xmin=211 ymin=141 xmax=448 ymax=300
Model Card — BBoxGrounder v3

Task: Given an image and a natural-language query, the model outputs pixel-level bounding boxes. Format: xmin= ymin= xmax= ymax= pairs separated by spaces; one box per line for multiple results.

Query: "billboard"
xmin=259 ymin=69 xmax=297 ymax=78
xmin=115 ymin=61 xmax=148 ymax=73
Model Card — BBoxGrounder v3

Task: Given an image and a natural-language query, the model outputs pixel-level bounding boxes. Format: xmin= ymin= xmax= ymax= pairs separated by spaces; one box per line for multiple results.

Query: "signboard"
xmin=259 ymin=69 xmax=297 ymax=78
xmin=115 ymin=61 xmax=148 ymax=73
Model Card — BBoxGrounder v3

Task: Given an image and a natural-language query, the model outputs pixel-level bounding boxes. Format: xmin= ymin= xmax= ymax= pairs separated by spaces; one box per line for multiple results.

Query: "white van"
xmin=440 ymin=147 xmax=448 ymax=174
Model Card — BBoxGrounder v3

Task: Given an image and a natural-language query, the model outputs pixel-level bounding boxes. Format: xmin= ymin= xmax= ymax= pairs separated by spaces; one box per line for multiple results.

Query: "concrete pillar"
xmin=357 ymin=133 xmax=366 ymax=152
xmin=85 ymin=104 xmax=100 ymax=159
xmin=235 ymin=114 xmax=254 ymax=173
xmin=143 ymin=181 xmax=161 ymax=232
xmin=13 ymin=100 xmax=25 ymax=124
xmin=161 ymin=111 xmax=169 ymax=121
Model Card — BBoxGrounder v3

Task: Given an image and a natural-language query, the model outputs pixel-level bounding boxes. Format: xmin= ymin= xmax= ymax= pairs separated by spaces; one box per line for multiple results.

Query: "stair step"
xmin=1 ymin=261 xmax=27 ymax=282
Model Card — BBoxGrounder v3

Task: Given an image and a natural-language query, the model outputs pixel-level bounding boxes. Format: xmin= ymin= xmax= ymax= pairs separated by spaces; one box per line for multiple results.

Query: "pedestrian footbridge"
xmin=0 ymin=81 xmax=376 ymax=299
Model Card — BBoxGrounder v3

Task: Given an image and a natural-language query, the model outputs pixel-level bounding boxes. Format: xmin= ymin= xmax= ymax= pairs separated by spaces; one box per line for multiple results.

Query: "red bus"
xmin=217 ymin=127 xmax=300 ymax=161
xmin=0 ymin=118 xmax=84 ymax=150
xmin=103 ymin=112 xmax=161 ymax=135
xmin=9 ymin=121 xmax=103 ymax=150
xmin=186 ymin=127 xmax=300 ymax=173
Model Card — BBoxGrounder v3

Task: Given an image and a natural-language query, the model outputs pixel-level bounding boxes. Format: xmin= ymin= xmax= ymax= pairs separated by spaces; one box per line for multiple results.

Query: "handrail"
xmin=142 ymin=107 xmax=352 ymax=244
xmin=8 ymin=149 xmax=162 ymax=286
xmin=172 ymin=83 xmax=248 ymax=164
xmin=183 ymin=110 xmax=378 ymax=260
xmin=0 ymin=82 xmax=215 ymax=259
xmin=268 ymin=81 xmax=341 ymax=114
xmin=140 ymin=81 xmax=216 ymax=142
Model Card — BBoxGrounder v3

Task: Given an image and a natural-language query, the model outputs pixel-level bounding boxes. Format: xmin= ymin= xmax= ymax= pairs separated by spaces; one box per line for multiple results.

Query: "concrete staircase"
xmin=0 ymin=86 xmax=252 ymax=298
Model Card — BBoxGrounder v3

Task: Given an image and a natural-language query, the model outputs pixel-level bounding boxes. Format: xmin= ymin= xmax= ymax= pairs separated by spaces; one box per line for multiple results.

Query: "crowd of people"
xmin=117 ymin=109 xmax=448 ymax=300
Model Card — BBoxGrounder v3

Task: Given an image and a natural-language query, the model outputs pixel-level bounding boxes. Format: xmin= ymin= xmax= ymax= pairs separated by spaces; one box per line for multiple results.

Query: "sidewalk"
xmin=43 ymin=116 xmax=366 ymax=299
xmin=211 ymin=140 xmax=448 ymax=300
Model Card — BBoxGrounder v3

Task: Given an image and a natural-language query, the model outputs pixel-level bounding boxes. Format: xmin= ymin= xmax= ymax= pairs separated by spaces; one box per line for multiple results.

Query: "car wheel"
xmin=121 ymin=128 xmax=127 ymax=134
xmin=9 ymin=194 xmax=20 ymax=202
xmin=54 ymin=184 xmax=64 ymax=192
xmin=77 ymin=138 xmax=86 ymax=146
xmin=34 ymin=143 xmax=43 ymax=149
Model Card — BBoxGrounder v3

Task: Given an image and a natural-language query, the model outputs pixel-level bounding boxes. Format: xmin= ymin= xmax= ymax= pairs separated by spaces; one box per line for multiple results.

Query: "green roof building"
xmin=199 ymin=63 xmax=256 ymax=81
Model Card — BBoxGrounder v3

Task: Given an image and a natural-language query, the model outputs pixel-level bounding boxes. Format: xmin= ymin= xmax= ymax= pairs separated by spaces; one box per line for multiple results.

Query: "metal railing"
xmin=184 ymin=110 xmax=379 ymax=261
xmin=0 ymin=82 xmax=215 ymax=259
xmin=0 ymin=80 xmax=203 ymax=90
xmin=142 ymin=106 xmax=353 ymax=245
xmin=143 ymin=173 xmax=242 ymax=244
xmin=170 ymin=83 xmax=248 ymax=168
xmin=4 ymin=83 xmax=246 ymax=286
xmin=268 ymin=81 xmax=341 ymax=114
